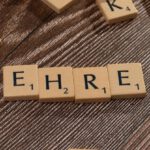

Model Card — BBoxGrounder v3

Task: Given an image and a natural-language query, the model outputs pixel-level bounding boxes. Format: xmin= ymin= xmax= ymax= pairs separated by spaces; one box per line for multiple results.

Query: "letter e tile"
xmin=3 ymin=65 xmax=39 ymax=101
xmin=107 ymin=63 xmax=146 ymax=98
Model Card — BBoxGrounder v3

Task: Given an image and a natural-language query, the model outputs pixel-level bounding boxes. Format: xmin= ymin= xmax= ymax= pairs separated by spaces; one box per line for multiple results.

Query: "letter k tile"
xmin=96 ymin=0 xmax=138 ymax=24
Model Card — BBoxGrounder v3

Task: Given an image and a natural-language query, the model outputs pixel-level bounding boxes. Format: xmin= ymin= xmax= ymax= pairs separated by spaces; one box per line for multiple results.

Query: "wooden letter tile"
xmin=107 ymin=63 xmax=146 ymax=98
xmin=42 ymin=0 xmax=74 ymax=13
xmin=73 ymin=67 xmax=111 ymax=103
xmin=3 ymin=65 xmax=39 ymax=101
xmin=96 ymin=0 xmax=138 ymax=24
xmin=39 ymin=67 xmax=74 ymax=102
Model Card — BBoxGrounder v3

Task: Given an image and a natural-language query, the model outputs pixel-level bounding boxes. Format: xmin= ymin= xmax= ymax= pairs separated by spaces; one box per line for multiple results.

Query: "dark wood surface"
xmin=0 ymin=0 xmax=150 ymax=150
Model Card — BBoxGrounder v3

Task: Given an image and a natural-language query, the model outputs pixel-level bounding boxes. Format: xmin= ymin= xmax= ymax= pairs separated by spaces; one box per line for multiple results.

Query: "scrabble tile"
xmin=42 ymin=0 xmax=74 ymax=13
xmin=96 ymin=0 xmax=138 ymax=24
xmin=3 ymin=65 xmax=39 ymax=101
xmin=38 ymin=67 xmax=75 ymax=102
xmin=73 ymin=67 xmax=111 ymax=103
xmin=107 ymin=63 xmax=146 ymax=98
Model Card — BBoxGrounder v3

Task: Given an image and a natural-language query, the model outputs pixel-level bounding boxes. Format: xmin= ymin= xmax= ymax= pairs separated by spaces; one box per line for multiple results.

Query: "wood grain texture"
xmin=0 ymin=0 xmax=150 ymax=150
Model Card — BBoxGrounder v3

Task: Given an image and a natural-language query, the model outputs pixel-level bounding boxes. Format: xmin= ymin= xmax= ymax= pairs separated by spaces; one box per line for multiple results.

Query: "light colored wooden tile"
xmin=73 ymin=67 xmax=111 ymax=103
xmin=96 ymin=0 xmax=138 ymax=24
xmin=107 ymin=63 xmax=146 ymax=98
xmin=38 ymin=67 xmax=75 ymax=102
xmin=3 ymin=65 xmax=39 ymax=101
xmin=42 ymin=0 xmax=74 ymax=13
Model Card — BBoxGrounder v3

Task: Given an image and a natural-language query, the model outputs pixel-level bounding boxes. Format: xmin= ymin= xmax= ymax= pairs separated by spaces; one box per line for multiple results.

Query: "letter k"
xmin=106 ymin=0 xmax=123 ymax=11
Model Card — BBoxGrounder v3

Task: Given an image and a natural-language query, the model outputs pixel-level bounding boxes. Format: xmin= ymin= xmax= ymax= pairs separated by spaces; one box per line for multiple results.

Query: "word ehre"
xmin=3 ymin=63 xmax=146 ymax=102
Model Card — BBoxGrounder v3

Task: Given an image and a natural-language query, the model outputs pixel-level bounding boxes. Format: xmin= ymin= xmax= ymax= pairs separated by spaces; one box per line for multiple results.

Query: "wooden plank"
xmin=0 ymin=0 xmax=51 ymax=62
xmin=0 ymin=0 xmax=92 ymax=68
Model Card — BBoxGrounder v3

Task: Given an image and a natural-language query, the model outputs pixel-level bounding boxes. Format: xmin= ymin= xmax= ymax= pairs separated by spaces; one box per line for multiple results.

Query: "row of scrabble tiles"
xmin=3 ymin=63 xmax=146 ymax=102
xmin=42 ymin=0 xmax=138 ymax=24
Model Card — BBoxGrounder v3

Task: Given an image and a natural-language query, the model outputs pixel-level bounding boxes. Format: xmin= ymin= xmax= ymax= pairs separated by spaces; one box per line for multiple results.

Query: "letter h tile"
xmin=38 ymin=67 xmax=75 ymax=102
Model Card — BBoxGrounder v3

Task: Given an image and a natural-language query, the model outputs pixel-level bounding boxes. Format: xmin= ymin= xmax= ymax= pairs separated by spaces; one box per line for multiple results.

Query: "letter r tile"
xmin=73 ymin=67 xmax=111 ymax=103
xmin=107 ymin=63 xmax=146 ymax=98
xmin=96 ymin=0 xmax=138 ymax=24
xmin=38 ymin=67 xmax=74 ymax=102
xmin=3 ymin=65 xmax=39 ymax=101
